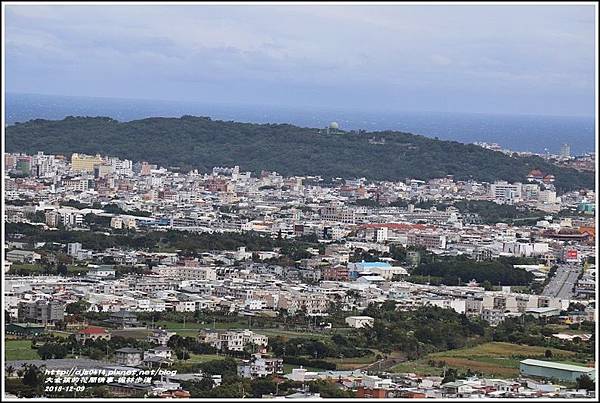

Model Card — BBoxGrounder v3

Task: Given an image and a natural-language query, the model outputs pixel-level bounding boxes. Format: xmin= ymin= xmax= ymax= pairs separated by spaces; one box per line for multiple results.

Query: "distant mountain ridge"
xmin=4 ymin=115 xmax=594 ymax=192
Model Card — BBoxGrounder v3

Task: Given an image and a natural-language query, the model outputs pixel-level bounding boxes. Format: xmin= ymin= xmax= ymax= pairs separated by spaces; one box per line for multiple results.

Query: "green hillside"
xmin=5 ymin=115 xmax=593 ymax=192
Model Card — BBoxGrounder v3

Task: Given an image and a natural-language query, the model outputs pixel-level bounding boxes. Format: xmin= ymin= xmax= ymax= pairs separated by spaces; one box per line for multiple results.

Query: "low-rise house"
xmin=87 ymin=265 xmax=116 ymax=279
xmin=147 ymin=329 xmax=176 ymax=346
xmin=197 ymin=329 xmax=268 ymax=352
xmin=145 ymin=346 xmax=173 ymax=360
xmin=115 ymin=347 xmax=143 ymax=366
xmin=237 ymin=354 xmax=284 ymax=379
xmin=76 ymin=326 xmax=112 ymax=343
xmin=6 ymin=250 xmax=42 ymax=263
xmin=345 ymin=316 xmax=375 ymax=328
xmin=143 ymin=346 xmax=174 ymax=368
xmin=105 ymin=310 xmax=141 ymax=329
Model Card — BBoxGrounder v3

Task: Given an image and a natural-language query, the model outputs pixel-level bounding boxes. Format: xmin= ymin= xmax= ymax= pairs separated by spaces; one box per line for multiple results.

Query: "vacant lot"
xmin=392 ymin=342 xmax=578 ymax=378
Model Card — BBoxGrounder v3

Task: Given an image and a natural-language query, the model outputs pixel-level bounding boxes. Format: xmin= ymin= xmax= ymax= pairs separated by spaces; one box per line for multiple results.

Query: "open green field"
xmin=326 ymin=352 xmax=379 ymax=370
xmin=154 ymin=320 xmax=249 ymax=330
xmin=185 ymin=354 xmax=224 ymax=363
xmin=8 ymin=263 xmax=89 ymax=275
xmin=110 ymin=328 xmax=153 ymax=339
xmin=257 ymin=328 xmax=338 ymax=340
xmin=391 ymin=342 xmax=578 ymax=378
xmin=8 ymin=263 xmax=44 ymax=274
xmin=5 ymin=340 xmax=39 ymax=360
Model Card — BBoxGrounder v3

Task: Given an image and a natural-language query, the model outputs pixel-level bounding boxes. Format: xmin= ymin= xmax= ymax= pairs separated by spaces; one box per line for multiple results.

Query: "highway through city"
xmin=542 ymin=264 xmax=581 ymax=299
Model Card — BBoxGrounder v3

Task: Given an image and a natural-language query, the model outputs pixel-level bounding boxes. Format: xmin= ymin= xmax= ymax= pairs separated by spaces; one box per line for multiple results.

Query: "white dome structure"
xmin=329 ymin=121 xmax=340 ymax=130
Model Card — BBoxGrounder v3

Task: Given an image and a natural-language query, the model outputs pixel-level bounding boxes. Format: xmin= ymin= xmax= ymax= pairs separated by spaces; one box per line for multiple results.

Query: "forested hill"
xmin=5 ymin=115 xmax=594 ymax=192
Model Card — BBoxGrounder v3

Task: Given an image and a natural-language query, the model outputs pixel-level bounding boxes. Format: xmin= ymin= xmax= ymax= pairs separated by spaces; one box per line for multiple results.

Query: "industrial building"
xmin=520 ymin=359 xmax=595 ymax=382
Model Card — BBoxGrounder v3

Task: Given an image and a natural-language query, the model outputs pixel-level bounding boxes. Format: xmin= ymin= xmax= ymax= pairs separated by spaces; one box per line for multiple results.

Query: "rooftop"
xmin=520 ymin=359 xmax=595 ymax=373
xmin=79 ymin=326 xmax=108 ymax=334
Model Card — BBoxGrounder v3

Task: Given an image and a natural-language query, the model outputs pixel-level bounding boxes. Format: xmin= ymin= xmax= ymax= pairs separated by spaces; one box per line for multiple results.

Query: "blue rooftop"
xmin=359 ymin=261 xmax=391 ymax=268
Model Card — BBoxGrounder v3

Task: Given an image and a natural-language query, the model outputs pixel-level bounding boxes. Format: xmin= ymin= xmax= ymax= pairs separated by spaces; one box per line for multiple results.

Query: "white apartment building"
xmin=152 ymin=266 xmax=217 ymax=281
xmin=198 ymin=329 xmax=268 ymax=352
xmin=490 ymin=181 xmax=522 ymax=203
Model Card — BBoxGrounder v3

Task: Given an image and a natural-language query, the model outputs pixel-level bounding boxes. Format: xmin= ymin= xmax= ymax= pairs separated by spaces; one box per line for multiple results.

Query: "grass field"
xmin=154 ymin=320 xmax=249 ymax=330
xmin=257 ymin=329 xmax=336 ymax=340
xmin=326 ymin=353 xmax=379 ymax=370
xmin=8 ymin=263 xmax=88 ymax=275
xmin=110 ymin=329 xmax=153 ymax=339
xmin=391 ymin=342 xmax=578 ymax=378
xmin=5 ymin=340 xmax=39 ymax=361
xmin=185 ymin=354 xmax=224 ymax=363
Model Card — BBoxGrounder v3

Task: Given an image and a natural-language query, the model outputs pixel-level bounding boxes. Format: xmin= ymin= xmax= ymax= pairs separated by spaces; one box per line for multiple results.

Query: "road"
xmin=360 ymin=352 xmax=406 ymax=373
xmin=542 ymin=264 xmax=581 ymax=299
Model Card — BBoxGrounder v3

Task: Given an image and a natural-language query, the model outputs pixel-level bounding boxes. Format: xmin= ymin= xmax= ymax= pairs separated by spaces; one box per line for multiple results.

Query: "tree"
xmin=250 ymin=378 xmax=277 ymax=397
xmin=544 ymin=349 xmax=553 ymax=358
xmin=38 ymin=343 xmax=68 ymax=360
xmin=442 ymin=368 xmax=458 ymax=384
xmin=176 ymin=350 xmax=190 ymax=360
xmin=57 ymin=263 xmax=68 ymax=276
xmin=575 ymin=374 xmax=595 ymax=391
xmin=22 ymin=364 xmax=45 ymax=391
xmin=66 ymin=300 xmax=91 ymax=315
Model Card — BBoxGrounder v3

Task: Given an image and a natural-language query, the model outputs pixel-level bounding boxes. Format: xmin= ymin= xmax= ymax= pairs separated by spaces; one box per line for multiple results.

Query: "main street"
xmin=542 ymin=264 xmax=581 ymax=300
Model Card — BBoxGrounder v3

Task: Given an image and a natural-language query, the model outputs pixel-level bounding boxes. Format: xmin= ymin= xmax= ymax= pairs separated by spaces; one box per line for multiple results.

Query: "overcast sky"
xmin=4 ymin=3 xmax=597 ymax=116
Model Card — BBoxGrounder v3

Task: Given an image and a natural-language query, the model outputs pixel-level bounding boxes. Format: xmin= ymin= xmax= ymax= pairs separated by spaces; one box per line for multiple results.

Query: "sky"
xmin=4 ymin=3 xmax=597 ymax=117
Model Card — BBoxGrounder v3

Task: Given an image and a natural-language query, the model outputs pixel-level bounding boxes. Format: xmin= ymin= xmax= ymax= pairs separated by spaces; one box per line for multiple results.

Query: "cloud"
xmin=430 ymin=55 xmax=452 ymax=66
xmin=4 ymin=4 xmax=596 ymax=116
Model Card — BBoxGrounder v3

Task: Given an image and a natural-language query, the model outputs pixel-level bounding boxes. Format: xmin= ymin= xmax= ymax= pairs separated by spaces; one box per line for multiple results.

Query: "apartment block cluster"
xmin=4 ymin=152 xmax=596 ymax=325
xmin=3 ymin=151 xmax=596 ymax=398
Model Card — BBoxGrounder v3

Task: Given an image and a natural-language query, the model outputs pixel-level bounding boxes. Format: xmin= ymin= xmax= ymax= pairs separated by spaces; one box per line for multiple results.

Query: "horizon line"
xmin=6 ymin=91 xmax=596 ymax=121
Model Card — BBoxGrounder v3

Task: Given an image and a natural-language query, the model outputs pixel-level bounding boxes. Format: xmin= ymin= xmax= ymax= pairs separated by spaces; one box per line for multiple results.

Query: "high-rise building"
xmin=71 ymin=153 xmax=103 ymax=172
xmin=560 ymin=144 xmax=571 ymax=159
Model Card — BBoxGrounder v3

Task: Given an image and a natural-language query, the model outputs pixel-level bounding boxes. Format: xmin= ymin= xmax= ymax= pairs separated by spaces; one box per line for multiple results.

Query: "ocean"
xmin=5 ymin=93 xmax=595 ymax=156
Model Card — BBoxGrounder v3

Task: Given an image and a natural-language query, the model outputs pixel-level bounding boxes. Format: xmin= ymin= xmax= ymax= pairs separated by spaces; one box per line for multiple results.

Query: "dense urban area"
xmin=3 ymin=136 xmax=597 ymax=399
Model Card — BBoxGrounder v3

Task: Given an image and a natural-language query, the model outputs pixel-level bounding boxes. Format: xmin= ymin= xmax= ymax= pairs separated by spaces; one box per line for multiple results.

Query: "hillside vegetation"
xmin=5 ymin=115 xmax=593 ymax=192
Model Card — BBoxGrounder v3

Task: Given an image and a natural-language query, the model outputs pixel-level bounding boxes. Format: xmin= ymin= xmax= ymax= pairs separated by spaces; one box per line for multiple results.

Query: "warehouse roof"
xmin=520 ymin=359 xmax=595 ymax=373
